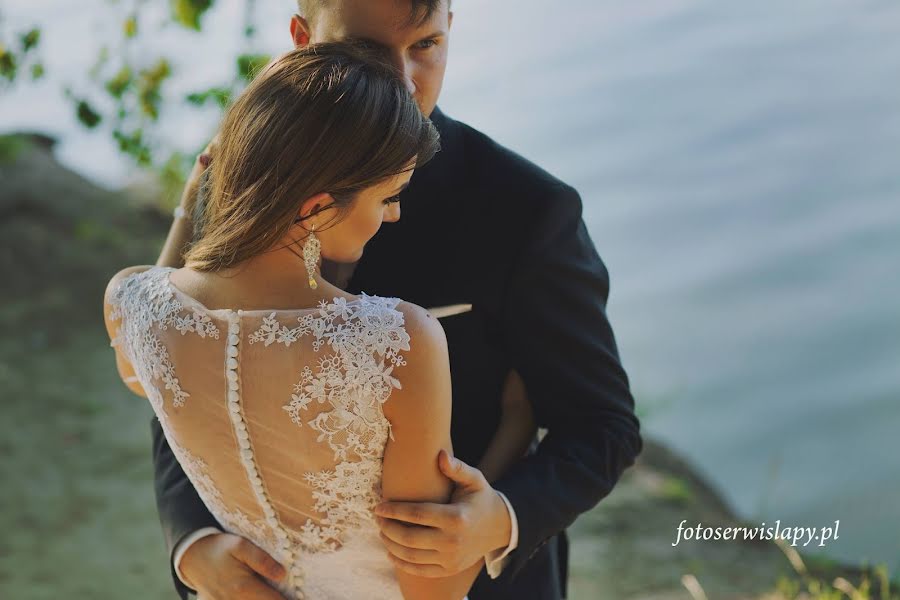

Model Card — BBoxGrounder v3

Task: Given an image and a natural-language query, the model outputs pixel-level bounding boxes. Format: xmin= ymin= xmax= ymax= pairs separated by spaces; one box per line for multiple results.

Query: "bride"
xmin=103 ymin=43 xmax=483 ymax=599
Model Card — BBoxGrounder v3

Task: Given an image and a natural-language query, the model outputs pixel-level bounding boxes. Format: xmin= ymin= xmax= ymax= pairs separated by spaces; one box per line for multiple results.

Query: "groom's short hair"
xmin=298 ymin=0 xmax=449 ymax=27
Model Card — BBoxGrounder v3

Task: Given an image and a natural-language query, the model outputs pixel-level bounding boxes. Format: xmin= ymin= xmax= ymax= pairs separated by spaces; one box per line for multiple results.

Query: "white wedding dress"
xmin=108 ymin=265 xmax=417 ymax=599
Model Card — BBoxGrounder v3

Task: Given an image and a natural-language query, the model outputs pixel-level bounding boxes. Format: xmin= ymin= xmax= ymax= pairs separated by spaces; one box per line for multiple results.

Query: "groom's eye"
xmin=414 ymin=38 xmax=438 ymax=50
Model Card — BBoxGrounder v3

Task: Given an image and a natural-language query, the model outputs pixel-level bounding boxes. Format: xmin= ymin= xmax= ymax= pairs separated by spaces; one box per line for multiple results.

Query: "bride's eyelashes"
xmin=383 ymin=194 xmax=402 ymax=205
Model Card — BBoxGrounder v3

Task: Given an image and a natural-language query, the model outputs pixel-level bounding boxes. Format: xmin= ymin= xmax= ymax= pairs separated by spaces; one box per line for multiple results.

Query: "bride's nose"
xmin=383 ymin=202 xmax=401 ymax=223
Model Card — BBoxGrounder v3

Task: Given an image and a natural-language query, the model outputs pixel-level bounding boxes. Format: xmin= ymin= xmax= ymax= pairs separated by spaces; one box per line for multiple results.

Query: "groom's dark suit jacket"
xmin=152 ymin=107 xmax=643 ymax=600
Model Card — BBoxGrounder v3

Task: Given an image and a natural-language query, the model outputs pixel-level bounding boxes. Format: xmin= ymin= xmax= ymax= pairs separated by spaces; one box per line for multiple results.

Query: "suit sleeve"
xmin=492 ymin=183 xmax=643 ymax=578
xmin=151 ymin=416 xmax=220 ymax=599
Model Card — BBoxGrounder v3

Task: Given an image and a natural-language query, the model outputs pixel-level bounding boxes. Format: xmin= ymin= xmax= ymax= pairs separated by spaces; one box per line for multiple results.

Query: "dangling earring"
xmin=303 ymin=223 xmax=321 ymax=290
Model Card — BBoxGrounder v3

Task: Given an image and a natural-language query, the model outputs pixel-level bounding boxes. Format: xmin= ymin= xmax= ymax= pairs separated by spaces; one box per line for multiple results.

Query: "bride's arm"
xmin=156 ymin=209 xmax=194 ymax=268
xmin=157 ymin=141 xmax=215 ymax=268
xmin=103 ymin=266 xmax=154 ymax=398
xmin=380 ymin=304 xmax=482 ymax=600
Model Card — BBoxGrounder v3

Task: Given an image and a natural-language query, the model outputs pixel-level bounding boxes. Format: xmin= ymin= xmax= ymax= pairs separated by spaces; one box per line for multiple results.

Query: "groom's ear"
xmin=290 ymin=14 xmax=313 ymax=49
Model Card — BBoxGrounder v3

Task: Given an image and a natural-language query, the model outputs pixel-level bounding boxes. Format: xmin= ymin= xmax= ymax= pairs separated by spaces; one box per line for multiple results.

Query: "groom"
xmin=154 ymin=1 xmax=642 ymax=598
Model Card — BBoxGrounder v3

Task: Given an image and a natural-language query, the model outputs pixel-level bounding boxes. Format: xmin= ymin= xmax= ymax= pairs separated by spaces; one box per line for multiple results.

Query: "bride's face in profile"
xmin=298 ymin=166 xmax=415 ymax=264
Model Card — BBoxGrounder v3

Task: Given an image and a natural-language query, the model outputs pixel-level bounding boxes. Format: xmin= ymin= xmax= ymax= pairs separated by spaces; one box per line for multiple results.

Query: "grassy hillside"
xmin=0 ymin=134 xmax=174 ymax=598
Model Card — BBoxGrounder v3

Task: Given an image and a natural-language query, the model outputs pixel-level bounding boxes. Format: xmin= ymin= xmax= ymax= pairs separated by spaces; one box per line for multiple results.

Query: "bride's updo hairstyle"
xmin=184 ymin=42 xmax=440 ymax=271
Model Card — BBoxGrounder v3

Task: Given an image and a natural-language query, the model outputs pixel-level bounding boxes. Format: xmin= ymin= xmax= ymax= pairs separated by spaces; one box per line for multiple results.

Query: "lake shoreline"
xmin=570 ymin=435 xmax=899 ymax=598
xmin=2 ymin=133 xmax=896 ymax=598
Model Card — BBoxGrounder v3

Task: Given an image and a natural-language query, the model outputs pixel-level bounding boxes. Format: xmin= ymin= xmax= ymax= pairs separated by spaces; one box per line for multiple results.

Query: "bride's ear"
xmin=296 ymin=192 xmax=334 ymax=225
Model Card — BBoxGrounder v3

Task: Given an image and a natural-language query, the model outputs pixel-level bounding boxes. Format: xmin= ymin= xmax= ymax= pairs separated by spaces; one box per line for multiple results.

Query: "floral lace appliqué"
xmin=248 ymin=294 xmax=409 ymax=553
xmin=108 ymin=267 xmax=220 ymax=409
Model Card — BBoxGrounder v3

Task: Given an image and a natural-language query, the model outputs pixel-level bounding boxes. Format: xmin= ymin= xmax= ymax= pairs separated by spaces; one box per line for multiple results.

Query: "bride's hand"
xmin=182 ymin=533 xmax=287 ymax=599
xmin=178 ymin=135 xmax=219 ymax=219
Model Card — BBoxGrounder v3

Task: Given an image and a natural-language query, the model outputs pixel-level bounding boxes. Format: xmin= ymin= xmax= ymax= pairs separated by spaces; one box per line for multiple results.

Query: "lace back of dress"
xmin=108 ymin=267 xmax=411 ymax=599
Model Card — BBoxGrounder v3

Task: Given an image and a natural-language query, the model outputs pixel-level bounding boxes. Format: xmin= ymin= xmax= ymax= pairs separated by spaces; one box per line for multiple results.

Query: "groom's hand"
xmin=374 ymin=450 xmax=512 ymax=577
xmin=181 ymin=533 xmax=287 ymax=599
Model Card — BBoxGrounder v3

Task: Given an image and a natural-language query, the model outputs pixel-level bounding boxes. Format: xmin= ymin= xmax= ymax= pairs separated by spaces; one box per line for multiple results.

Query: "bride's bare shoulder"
xmin=394 ymin=300 xmax=448 ymax=355
xmin=103 ymin=265 xmax=156 ymax=303
xmin=382 ymin=300 xmax=451 ymax=413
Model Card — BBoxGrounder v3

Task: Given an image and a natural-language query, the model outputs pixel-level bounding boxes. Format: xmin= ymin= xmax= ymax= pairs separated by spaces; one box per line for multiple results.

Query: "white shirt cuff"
xmin=484 ymin=490 xmax=519 ymax=579
xmin=173 ymin=527 xmax=223 ymax=589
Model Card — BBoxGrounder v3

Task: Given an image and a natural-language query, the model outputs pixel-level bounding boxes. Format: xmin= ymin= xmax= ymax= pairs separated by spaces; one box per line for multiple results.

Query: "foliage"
xmin=237 ymin=53 xmax=271 ymax=82
xmin=2 ymin=0 xmax=264 ymax=197
xmin=76 ymin=100 xmax=103 ymax=129
xmin=137 ymin=58 xmax=172 ymax=121
xmin=186 ymin=86 xmax=232 ymax=109
xmin=105 ymin=66 xmax=133 ymax=100
xmin=171 ymin=0 xmax=215 ymax=31
xmin=684 ymin=541 xmax=900 ymax=600
xmin=761 ymin=564 xmax=899 ymax=600
xmin=0 ymin=26 xmax=44 ymax=84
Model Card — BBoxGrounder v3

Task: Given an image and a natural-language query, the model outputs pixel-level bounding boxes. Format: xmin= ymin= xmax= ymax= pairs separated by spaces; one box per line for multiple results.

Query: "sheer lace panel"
xmin=107 ymin=266 xmax=410 ymax=599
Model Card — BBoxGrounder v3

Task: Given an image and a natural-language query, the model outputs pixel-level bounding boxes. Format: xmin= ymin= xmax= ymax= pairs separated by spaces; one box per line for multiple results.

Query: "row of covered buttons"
xmin=226 ymin=310 xmax=306 ymax=598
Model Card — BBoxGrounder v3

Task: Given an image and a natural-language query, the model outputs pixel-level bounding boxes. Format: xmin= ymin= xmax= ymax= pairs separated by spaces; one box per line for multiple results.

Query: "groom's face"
xmin=291 ymin=0 xmax=452 ymax=117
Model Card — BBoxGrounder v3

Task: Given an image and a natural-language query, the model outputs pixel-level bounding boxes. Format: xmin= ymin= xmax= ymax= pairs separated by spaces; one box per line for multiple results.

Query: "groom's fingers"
xmin=230 ymin=537 xmax=287 ymax=582
xmin=376 ymin=516 xmax=442 ymax=550
xmin=183 ymin=534 xmax=287 ymax=600
xmin=378 ymin=531 xmax=442 ymax=565
xmin=386 ymin=553 xmax=448 ymax=578
xmin=437 ymin=449 xmax=488 ymax=491
xmin=374 ymin=500 xmax=459 ymax=528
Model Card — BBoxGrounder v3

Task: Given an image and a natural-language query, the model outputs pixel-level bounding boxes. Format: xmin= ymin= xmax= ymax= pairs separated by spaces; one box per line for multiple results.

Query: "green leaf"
xmin=124 ymin=16 xmax=138 ymax=38
xmin=145 ymin=58 xmax=172 ymax=83
xmin=30 ymin=62 xmax=45 ymax=80
xmin=20 ymin=28 xmax=41 ymax=52
xmin=236 ymin=53 xmax=270 ymax=82
xmin=186 ymin=86 xmax=231 ymax=109
xmin=171 ymin=0 xmax=214 ymax=31
xmin=105 ymin=66 xmax=133 ymax=99
xmin=0 ymin=45 xmax=17 ymax=81
xmin=77 ymin=103 xmax=102 ymax=129
xmin=137 ymin=59 xmax=172 ymax=120
xmin=113 ymin=128 xmax=152 ymax=166
xmin=76 ymin=100 xmax=102 ymax=129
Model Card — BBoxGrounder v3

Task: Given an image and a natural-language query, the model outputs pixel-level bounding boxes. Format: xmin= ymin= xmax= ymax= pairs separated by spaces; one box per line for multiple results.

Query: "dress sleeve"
xmin=103 ymin=269 xmax=148 ymax=397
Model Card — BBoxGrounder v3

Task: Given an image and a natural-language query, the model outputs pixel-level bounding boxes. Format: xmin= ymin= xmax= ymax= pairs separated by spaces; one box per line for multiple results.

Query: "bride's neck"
xmin=188 ymin=246 xmax=344 ymax=311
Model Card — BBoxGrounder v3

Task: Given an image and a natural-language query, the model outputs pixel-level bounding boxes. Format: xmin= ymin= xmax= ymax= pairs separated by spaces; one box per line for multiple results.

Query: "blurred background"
xmin=1 ymin=0 xmax=898 ymax=598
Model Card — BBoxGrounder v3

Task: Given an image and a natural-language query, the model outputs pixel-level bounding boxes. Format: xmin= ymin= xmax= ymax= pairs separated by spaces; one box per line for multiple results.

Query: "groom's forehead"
xmin=313 ymin=0 xmax=447 ymax=39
